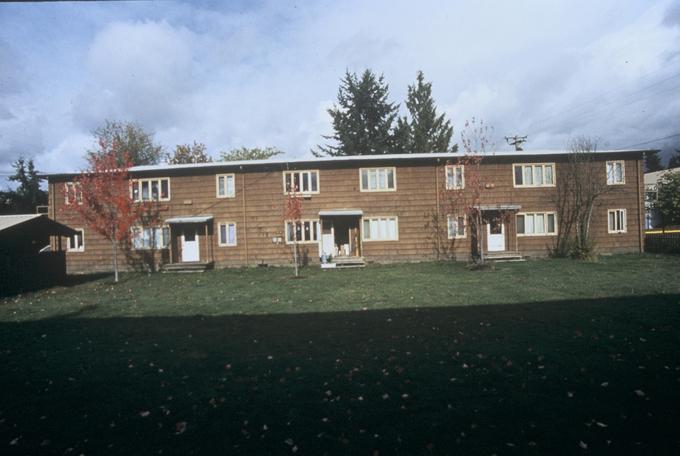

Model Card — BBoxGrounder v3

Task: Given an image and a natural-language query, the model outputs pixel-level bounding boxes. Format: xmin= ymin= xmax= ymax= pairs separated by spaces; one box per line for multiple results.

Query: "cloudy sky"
xmin=1 ymin=0 xmax=679 ymax=185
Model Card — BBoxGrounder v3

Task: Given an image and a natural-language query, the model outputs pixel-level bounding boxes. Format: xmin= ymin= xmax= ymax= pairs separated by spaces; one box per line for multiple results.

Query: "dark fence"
xmin=645 ymin=232 xmax=680 ymax=254
xmin=0 ymin=251 xmax=67 ymax=297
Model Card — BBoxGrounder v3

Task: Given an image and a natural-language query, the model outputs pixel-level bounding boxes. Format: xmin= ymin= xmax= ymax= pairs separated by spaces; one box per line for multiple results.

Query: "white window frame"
xmin=216 ymin=174 xmax=236 ymax=198
xmin=64 ymin=182 xmax=82 ymax=205
xmin=130 ymin=226 xmax=170 ymax=250
xmin=512 ymin=163 xmax=556 ymax=188
xmin=67 ymin=228 xmax=85 ymax=252
xmin=516 ymin=212 xmax=558 ymax=236
xmin=606 ymin=160 xmax=626 ymax=185
xmin=131 ymin=177 xmax=171 ymax=202
xmin=607 ymin=208 xmax=627 ymax=233
xmin=445 ymin=165 xmax=465 ymax=190
xmin=283 ymin=170 xmax=320 ymax=195
xmin=447 ymin=214 xmax=466 ymax=239
xmin=284 ymin=219 xmax=320 ymax=244
xmin=359 ymin=167 xmax=397 ymax=192
xmin=218 ymin=222 xmax=238 ymax=247
xmin=361 ymin=216 xmax=399 ymax=242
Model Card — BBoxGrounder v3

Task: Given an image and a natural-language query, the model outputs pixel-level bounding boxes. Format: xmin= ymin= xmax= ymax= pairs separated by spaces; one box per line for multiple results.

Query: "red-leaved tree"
xmin=443 ymin=118 xmax=494 ymax=263
xmin=284 ymin=185 xmax=303 ymax=277
xmin=70 ymin=140 xmax=151 ymax=282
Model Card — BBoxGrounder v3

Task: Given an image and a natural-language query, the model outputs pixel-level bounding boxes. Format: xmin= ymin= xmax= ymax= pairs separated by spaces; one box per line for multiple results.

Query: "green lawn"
xmin=1 ymin=255 xmax=679 ymax=454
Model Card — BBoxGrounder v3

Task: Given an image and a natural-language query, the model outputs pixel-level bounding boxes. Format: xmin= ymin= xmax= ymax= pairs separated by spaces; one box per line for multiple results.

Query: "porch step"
xmin=485 ymin=251 xmax=525 ymax=262
xmin=329 ymin=256 xmax=366 ymax=268
xmin=162 ymin=261 xmax=214 ymax=273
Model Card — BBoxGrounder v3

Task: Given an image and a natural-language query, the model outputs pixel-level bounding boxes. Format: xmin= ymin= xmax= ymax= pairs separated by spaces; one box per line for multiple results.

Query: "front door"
xmin=487 ymin=220 xmax=505 ymax=252
xmin=181 ymin=227 xmax=200 ymax=262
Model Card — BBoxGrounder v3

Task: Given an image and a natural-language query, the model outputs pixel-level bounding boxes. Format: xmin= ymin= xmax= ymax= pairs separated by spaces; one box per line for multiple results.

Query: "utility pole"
xmin=505 ymin=135 xmax=528 ymax=151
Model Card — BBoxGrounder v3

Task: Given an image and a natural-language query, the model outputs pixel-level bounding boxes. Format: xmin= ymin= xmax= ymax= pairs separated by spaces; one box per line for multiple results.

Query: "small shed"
xmin=0 ymin=214 xmax=77 ymax=296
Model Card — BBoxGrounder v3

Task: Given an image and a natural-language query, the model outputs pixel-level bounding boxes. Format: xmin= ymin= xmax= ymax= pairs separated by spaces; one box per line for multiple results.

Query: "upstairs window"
xmin=284 ymin=170 xmax=319 ymax=194
xmin=606 ymin=161 xmax=625 ymax=185
xmin=608 ymin=209 xmax=627 ymax=233
xmin=447 ymin=215 xmax=466 ymax=239
xmin=513 ymin=163 xmax=555 ymax=187
xmin=131 ymin=226 xmax=170 ymax=250
xmin=68 ymin=228 xmax=85 ymax=252
xmin=285 ymin=220 xmax=319 ymax=244
xmin=216 ymin=174 xmax=235 ymax=198
xmin=360 ymin=167 xmax=396 ymax=191
xmin=132 ymin=178 xmax=170 ymax=202
xmin=218 ymin=222 xmax=237 ymax=246
xmin=64 ymin=182 xmax=82 ymax=205
xmin=445 ymin=165 xmax=465 ymax=189
xmin=517 ymin=212 xmax=557 ymax=236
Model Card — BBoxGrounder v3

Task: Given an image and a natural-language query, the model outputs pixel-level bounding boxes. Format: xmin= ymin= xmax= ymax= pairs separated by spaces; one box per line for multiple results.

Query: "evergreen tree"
xmin=644 ymin=150 xmax=664 ymax=172
xmin=8 ymin=158 xmax=47 ymax=213
xmin=89 ymin=120 xmax=162 ymax=166
xmin=391 ymin=116 xmax=411 ymax=154
xmin=398 ymin=71 xmax=455 ymax=153
xmin=669 ymin=149 xmax=680 ymax=169
xmin=314 ymin=69 xmax=399 ymax=156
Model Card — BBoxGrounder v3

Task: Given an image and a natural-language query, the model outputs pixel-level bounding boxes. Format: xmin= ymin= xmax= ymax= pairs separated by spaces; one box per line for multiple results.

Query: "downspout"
xmin=242 ymin=170 xmax=249 ymax=266
xmin=435 ymin=162 xmax=441 ymax=258
xmin=636 ymin=157 xmax=644 ymax=253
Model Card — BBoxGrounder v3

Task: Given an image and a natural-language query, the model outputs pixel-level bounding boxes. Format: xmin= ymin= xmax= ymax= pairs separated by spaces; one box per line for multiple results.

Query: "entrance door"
xmin=181 ymin=227 xmax=200 ymax=262
xmin=487 ymin=220 xmax=505 ymax=252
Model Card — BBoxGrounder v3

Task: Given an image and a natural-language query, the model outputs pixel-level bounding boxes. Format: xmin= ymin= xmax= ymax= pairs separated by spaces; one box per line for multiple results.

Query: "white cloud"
xmin=1 ymin=0 xmax=680 ymax=185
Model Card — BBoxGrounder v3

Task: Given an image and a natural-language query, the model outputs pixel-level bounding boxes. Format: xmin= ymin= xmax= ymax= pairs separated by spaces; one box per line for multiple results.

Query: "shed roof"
xmin=0 ymin=214 xmax=77 ymax=237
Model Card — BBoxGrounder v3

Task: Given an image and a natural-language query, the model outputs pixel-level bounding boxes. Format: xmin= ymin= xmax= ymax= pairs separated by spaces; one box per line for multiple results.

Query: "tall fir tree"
xmin=314 ymin=69 xmax=399 ymax=156
xmin=8 ymin=158 xmax=47 ymax=213
xmin=398 ymin=71 xmax=455 ymax=153
xmin=644 ymin=150 xmax=664 ymax=172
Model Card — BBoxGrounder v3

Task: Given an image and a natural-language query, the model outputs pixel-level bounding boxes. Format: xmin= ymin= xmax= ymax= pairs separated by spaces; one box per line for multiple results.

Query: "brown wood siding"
xmin=48 ymin=154 xmax=644 ymax=273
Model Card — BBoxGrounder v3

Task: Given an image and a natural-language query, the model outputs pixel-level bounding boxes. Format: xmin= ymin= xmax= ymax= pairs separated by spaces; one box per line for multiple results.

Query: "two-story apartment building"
xmin=46 ymin=150 xmax=647 ymax=273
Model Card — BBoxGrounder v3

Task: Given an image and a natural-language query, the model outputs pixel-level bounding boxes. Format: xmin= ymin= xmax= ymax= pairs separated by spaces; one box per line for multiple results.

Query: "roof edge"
xmin=43 ymin=149 xmax=654 ymax=179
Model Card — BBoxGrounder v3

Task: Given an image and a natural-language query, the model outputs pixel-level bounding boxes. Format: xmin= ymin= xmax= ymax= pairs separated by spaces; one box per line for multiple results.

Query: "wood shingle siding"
xmin=47 ymin=151 xmax=646 ymax=273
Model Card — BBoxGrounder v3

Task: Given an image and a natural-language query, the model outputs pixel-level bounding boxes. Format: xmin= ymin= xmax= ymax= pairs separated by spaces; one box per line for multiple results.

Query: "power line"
xmin=620 ymin=133 xmax=680 ymax=149
xmin=525 ymin=68 xmax=680 ymax=132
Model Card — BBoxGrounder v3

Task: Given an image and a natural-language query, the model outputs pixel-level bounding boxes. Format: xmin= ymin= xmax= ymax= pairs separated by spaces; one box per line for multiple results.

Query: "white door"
xmin=487 ymin=220 xmax=505 ymax=252
xmin=181 ymin=227 xmax=200 ymax=262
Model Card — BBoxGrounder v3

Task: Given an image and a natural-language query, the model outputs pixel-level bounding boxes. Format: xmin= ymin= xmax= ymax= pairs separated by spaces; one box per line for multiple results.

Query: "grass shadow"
xmin=1 ymin=294 xmax=679 ymax=455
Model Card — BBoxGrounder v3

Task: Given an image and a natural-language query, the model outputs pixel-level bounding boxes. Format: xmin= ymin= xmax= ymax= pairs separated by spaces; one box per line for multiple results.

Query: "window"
xmin=131 ymin=178 xmax=170 ymax=202
xmin=513 ymin=163 xmax=555 ymax=187
xmin=608 ymin=209 xmax=627 ymax=233
xmin=218 ymin=222 xmax=237 ymax=246
xmin=445 ymin=165 xmax=465 ymax=189
xmin=131 ymin=226 xmax=170 ymax=250
xmin=360 ymin=167 xmax=396 ymax=191
xmin=517 ymin=212 xmax=557 ymax=236
xmin=216 ymin=174 xmax=235 ymax=198
xmin=283 ymin=170 xmax=319 ymax=194
xmin=64 ymin=182 xmax=82 ymax=205
xmin=606 ymin=161 xmax=625 ymax=185
xmin=68 ymin=228 xmax=85 ymax=252
xmin=285 ymin=220 xmax=319 ymax=244
xmin=447 ymin=215 xmax=466 ymax=239
xmin=362 ymin=217 xmax=398 ymax=241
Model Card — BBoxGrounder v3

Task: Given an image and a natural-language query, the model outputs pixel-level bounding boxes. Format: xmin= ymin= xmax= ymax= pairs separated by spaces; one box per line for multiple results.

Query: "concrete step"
xmin=485 ymin=251 xmax=525 ymax=262
xmin=325 ymin=256 xmax=366 ymax=268
xmin=162 ymin=261 xmax=214 ymax=273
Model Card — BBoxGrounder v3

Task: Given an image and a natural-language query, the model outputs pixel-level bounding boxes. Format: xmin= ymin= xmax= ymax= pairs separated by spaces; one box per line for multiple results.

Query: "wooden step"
xmin=162 ymin=261 xmax=214 ymax=273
